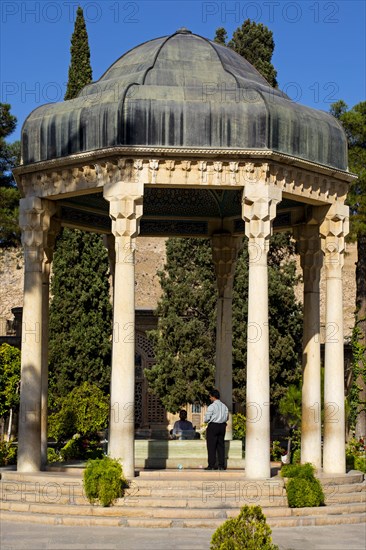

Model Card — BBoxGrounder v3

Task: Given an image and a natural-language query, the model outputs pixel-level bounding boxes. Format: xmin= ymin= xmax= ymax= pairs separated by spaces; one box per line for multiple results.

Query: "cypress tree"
xmin=49 ymin=230 xmax=112 ymax=399
xmin=217 ymin=19 xmax=278 ymax=87
xmin=64 ymin=6 xmax=92 ymax=101
xmin=49 ymin=6 xmax=112 ymax=402
xmin=146 ymin=239 xmax=216 ymax=411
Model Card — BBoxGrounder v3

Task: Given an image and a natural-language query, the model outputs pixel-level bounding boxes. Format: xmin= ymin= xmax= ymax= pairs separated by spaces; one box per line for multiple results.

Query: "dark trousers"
xmin=206 ymin=422 xmax=226 ymax=468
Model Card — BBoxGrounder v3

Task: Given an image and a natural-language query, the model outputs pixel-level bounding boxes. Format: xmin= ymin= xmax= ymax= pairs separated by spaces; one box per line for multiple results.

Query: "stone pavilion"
xmin=14 ymin=28 xmax=355 ymax=479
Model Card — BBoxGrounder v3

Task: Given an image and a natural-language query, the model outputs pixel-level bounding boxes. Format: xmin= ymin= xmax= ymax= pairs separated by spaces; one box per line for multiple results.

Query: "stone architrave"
xmin=18 ymin=197 xmax=55 ymax=472
xmin=294 ymin=223 xmax=322 ymax=469
xmin=243 ymin=181 xmax=281 ymax=479
xmin=320 ymin=203 xmax=349 ymax=474
xmin=103 ymin=181 xmax=144 ymax=479
xmin=211 ymin=234 xmax=242 ymax=440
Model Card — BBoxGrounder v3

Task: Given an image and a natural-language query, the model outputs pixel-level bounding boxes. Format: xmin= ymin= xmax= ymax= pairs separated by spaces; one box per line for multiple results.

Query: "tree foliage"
xmin=214 ymin=27 xmax=228 ymax=45
xmin=65 ymin=6 xmax=93 ymax=100
xmin=214 ymin=19 xmax=278 ymax=87
xmin=0 ymin=103 xmax=21 ymax=247
xmin=0 ymin=343 xmax=21 ymax=419
xmin=48 ymin=229 xmax=112 ymax=400
xmin=146 ymin=239 xmax=217 ymax=412
xmin=48 ymin=381 xmax=109 ymax=442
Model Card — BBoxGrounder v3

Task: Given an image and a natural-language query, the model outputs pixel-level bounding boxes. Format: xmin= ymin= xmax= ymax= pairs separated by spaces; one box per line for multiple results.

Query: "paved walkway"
xmin=1 ymin=521 xmax=365 ymax=549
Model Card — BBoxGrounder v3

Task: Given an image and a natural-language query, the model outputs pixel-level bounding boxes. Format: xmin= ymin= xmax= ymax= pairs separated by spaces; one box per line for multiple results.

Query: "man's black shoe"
xmin=218 ymin=466 xmax=226 ymax=470
xmin=204 ymin=466 xmax=214 ymax=470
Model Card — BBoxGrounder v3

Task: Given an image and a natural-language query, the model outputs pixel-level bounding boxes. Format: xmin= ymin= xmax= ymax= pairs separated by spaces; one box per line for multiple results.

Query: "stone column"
xmin=320 ymin=203 xmax=349 ymax=474
xmin=104 ymin=181 xmax=144 ymax=479
xmin=294 ymin=223 xmax=322 ymax=469
xmin=212 ymin=234 xmax=242 ymax=440
xmin=242 ymin=182 xmax=281 ymax=479
xmin=18 ymin=197 xmax=54 ymax=472
xmin=41 ymin=216 xmax=59 ymax=468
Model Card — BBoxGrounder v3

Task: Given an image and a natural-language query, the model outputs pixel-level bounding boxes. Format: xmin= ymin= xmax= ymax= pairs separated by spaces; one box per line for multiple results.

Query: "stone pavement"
xmin=0 ymin=521 xmax=365 ymax=550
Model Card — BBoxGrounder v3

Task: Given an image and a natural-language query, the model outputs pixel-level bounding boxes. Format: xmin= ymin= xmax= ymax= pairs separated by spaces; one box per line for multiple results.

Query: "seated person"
xmin=171 ymin=410 xmax=196 ymax=439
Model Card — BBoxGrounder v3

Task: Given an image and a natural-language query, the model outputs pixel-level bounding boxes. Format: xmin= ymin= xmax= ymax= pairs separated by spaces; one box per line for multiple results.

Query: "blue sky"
xmin=1 ymin=0 xmax=365 ymax=142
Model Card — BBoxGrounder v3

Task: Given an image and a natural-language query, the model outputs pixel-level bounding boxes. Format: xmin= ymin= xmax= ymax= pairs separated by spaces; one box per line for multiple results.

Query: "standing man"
xmin=204 ymin=389 xmax=229 ymax=470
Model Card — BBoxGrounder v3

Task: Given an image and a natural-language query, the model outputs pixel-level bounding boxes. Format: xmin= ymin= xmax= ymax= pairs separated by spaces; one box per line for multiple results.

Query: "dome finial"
xmin=176 ymin=27 xmax=192 ymax=34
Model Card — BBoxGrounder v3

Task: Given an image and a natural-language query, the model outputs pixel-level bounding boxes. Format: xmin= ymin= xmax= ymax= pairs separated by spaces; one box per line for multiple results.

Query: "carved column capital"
xmin=320 ymin=203 xmax=349 ymax=277
xmin=211 ymin=234 xmax=242 ymax=298
xmin=294 ymin=224 xmax=323 ymax=293
xmin=242 ymin=183 xmax=282 ymax=263
xmin=19 ymin=197 xmax=56 ymax=272
xmin=103 ymin=181 xmax=144 ymax=240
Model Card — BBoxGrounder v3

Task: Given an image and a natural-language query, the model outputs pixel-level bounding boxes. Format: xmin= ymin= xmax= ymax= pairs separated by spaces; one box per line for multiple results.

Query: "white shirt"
xmin=204 ymin=399 xmax=229 ymax=424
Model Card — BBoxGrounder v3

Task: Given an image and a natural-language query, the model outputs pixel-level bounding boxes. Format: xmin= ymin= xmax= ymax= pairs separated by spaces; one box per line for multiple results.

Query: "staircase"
xmin=1 ymin=468 xmax=365 ymax=528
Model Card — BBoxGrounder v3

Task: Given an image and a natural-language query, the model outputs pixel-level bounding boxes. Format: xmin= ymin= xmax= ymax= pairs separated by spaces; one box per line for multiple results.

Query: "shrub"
xmin=354 ymin=455 xmax=366 ymax=473
xmin=0 ymin=440 xmax=17 ymax=466
xmin=48 ymin=382 xmax=109 ymax=442
xmin=281 ymin=462 xmax=324 ymax=508
xmin=271 ymin=440 xmax=287 ymax=461
xmin=281 ymin=462 xmax=315 ymax=479
xmin=286 ymin=477 xmax=325 ymax=508
xmin=59 ymin=435 xmax=82 ymax=461
xmin=232 ymin=413 xmax=246 ymax=441
xmin=83 ymin=456 xmax=128 ymax=507
xmin=47 ymin=448 xmax=61 ymax=463
xmin=291 ymin=448 xmax=301 ymax=465
xmin=346 ymin=437 xmax=366 ymax=473
xmin=210 ymin=505 xmax=279 ymax=550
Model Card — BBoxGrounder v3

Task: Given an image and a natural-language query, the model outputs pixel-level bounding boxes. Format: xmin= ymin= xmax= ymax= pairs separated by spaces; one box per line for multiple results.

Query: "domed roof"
xmin=22 ymin=28 xmax=347 ymax=170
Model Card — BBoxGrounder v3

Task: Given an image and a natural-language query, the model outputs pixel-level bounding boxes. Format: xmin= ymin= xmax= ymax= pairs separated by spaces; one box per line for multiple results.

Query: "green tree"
xmin=146 ymin=239 xmax=217 ymax=411
xmin=214 ymin=27 xmax=228 ymax=45
xmin=0 ymin=344 xmax=21 ymax=438
xmin=48 ymin=381 xmax=109 ymax=442
xmin=215 ymin=19 xmax=278 ymax=87
xmin=48 ymin=229 xmax=112 ymax=400
xmin=279 ymin=384 xmax=302 ymax=427
xmin=64 ymin=6 xmax=93 ymax=100
xmin=331 ymin=100 xmax=366 ymax=436
xmin=0 ymin=103 xmax=21 ymax=247
xmin=48 ymin=5 xmax=112 ymax=402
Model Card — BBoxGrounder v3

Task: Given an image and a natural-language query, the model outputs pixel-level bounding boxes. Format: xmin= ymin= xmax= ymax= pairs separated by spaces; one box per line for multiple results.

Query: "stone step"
xmin=1 ymin=474 xmax=364 ymax=502
xmin=0 ymin=508 xmax=365 ymax=529
xmin=1 ymin=497 xmax=365 ymax=518
xmin=0 ymin=478 xmax=287 ymax=497
xmin=1 ymin=483 xmax=364 ymax=509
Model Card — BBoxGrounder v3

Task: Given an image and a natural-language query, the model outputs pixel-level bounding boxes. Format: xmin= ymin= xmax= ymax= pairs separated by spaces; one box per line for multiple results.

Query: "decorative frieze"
xmin=17 ymin=156 xmax=350 ymax=209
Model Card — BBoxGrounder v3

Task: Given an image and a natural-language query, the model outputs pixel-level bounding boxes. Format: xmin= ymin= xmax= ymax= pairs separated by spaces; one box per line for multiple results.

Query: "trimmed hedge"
xmin=210 ymin=505 xmax=279 ymax=550
xmin=83 ymin=456 xmax=128 ymax=507
xmin=281 ymin=462 xmax=325 ymax=508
